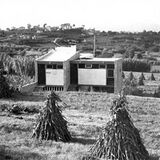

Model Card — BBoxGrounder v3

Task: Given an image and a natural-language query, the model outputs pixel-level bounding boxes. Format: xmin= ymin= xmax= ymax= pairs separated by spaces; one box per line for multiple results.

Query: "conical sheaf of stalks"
xmin=32 ymin=91 xmax=71 ymax=142
xmin=86 ymin=96 xmax=149 ymax=160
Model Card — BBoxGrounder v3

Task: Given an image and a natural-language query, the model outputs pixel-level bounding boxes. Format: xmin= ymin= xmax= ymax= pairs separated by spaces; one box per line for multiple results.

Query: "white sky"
xmin=0 ymin=0 xmax=160 ymax=32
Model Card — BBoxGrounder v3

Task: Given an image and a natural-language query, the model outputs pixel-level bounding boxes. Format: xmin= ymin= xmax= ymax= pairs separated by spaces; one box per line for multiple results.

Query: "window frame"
xmin=46 ymin=64 xmax=53 ymax=69
xmin=107 ymin=69 xmax=114 ymax=77
xmin=107 ymin=64 xmax=114 ymax=69
xmin=57 ymin=64 xmax=63 ymax=69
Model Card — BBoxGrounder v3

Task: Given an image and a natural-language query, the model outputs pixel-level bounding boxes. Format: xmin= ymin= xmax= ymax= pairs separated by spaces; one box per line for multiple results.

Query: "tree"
xmin=154 ymin=86 xmax=160 ymax=97
xmin=150 ymin=73 xmax=156 ymax=81
xmin=129 ymin=51 xmax=135 ymax=59
xmin=136 ymin=53 xmax=143 ymax=59
xmin=128 ymin=72 xmax=134 ymax=81
xmin=140 ymin=72 xmax=145 ymax=80
xmin=27 ymin=24 xmax=31 ymax=30
xmin=122 ymin=72 xmax=125 ymax=79
xmin=149 ymin=46 xmax=159 ymax=52
xmin=82 ymin=25 xmax=85 ymax=29
xmin=138 ymin=76 xmax=144 ymax=86
xmin=43 ymin=23 xmax=47 ymax=31
xmin=0 ymin=62 xmax=13 ymax=98
xmin=60 ymin=23 xmax=72 ymax=30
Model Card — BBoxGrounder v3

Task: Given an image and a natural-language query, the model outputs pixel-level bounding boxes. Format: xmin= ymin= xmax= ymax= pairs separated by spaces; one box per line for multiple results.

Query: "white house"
xmin=35 ymin=46 xmax=122 ymax=93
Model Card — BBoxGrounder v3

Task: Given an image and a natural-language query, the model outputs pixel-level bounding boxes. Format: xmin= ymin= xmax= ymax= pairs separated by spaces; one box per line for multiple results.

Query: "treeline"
xmin=122 ymin=59 xmax=151 ymax=72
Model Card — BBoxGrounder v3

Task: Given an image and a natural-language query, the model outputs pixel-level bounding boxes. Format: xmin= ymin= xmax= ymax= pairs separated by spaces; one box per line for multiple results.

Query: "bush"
xmin=138 ymin=73 xmax=145 ymax=86
xmin=128 ymin=72 xmax=134 ymax=81
xmin=139 ymin=72 xmax=145 ymax=80
xmin=10 ymin=104 xmax=23 ymax=115
xmin=149 ymin=46 xmax=160 ymax=52
xmin=150 ymin=73 xmax=156 ymax=81
xmin=123 ymin=59 xmax=151 ymax=72
xmin=0 ymin=67 xmax=13 ymax=98
xmin=123 ymin=79 xmax=143 ymax=96
xmin=154 ymin=86 xmax=160 ymax=98
xmin=138 ymin=77 xmax=144 ymax=86
xmin=136 ymin=53 xmax=143 ymax=59
xmin=122 ymin=72 xmax=125 ymax=79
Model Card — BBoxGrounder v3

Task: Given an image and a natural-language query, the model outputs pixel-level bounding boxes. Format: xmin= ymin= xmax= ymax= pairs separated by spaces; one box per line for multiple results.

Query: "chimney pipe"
xmin=93 ymin=29 xmax=96 ymax=57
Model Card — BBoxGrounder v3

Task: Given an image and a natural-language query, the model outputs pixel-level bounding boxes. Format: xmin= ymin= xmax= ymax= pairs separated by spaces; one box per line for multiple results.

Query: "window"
xmin=107 ymin=64 xmax=114 ymax=69
xmin=79 ymin=64 xmax=85 ymax=68
xmin=100 ymin=64 xmax=105 ymax=68
xmin=107 ymin=78 xmax=114 ymax=86
xmin=85 ymin=64 xmax=92 ymax=68
xmin=92 ymin=64 xmax=99 ymax=69
xmin=57 ymin=64 xmax=63 ymax=69
xmin=53 ymin=64 xmax=57 ymax=69
xmin=108 ymin=70 xmax=114 ymax=77
xmin=79 ymin=63 xmax=104 ymax=69
xmin=47 ymin=65 xmax=52 ymax=69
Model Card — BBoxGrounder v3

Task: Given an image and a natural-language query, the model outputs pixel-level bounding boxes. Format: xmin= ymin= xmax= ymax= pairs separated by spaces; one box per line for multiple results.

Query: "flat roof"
xmin=74 ymin=57 xmax=121 ymax=62
xmin=36 ymin=46 xmax=77 ymax=62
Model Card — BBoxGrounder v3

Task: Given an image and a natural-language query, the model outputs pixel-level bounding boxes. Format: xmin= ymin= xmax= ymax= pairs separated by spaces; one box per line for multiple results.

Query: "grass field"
xmin=0 ymin=92 xmax=160 ymax=160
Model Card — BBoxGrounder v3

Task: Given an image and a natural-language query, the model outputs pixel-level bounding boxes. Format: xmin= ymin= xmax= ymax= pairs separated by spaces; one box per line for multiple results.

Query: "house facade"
xmin=35 ymin=46 xmax=122 ymax=93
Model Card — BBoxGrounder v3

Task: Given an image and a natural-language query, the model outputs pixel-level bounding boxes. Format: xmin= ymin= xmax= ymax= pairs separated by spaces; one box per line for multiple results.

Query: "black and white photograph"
xmin=0 ymin=0 xmax=160 ymax=159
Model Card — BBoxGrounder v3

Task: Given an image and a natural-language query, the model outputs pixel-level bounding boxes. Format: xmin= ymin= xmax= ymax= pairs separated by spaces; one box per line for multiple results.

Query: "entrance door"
xmin=70 ymin=63 xmax=78 ymax=84
xmin=38 ymin=64 xmax=46 ymax=85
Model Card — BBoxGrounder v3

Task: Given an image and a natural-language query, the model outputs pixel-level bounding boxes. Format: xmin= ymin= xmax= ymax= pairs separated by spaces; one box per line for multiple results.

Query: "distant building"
xmin=35 ymin=46 xmax=122 ymax=93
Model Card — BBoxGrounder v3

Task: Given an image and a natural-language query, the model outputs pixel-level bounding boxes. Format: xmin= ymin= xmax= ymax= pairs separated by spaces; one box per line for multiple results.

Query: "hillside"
xmin=1 ymin=27 xmax=160 ymax=59
xmin=0 ymin=92 xmax=160 ymax=160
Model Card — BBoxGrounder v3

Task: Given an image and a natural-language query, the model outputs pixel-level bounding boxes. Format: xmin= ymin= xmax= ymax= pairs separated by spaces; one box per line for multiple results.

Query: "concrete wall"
xmin=46 ymin=69 xmax=64 ymax=85
xmin=114 ymin=59 xmax=122 ymax=93
xmin=20 ymin=82 xmax=37 ymax=93
xmin=78 ymin=69 xmax=106 ymax=85
xmin=63 ymin=61 xmax=70 ymax=91
xmin=64 ymin=51 xmax=79 ymax=91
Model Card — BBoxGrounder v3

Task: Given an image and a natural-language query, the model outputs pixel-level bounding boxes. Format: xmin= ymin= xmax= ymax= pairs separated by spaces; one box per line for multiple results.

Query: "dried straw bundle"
xmin=32 ymin=91 xmax=71 ymax=142
xmin=87 ymin=96 xmax=149 ymax=160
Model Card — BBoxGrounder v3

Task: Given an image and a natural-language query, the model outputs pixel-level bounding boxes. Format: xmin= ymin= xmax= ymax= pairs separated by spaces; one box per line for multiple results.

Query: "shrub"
xmin=150 ymin=73 xmax=156 ymax=81
xmin=138 ymin=73 xmax=145 ymax=86
xmin=154 ymin=86 xmax=160 ymax=98
xmin=149 ymin=46 xmax=160 ymax=52
xmin=138 ymin=77 xmax=144 ymax=86
xmin=0 ymin=66 xmax=13 ymax=98
xmin=128 ymin=72 xmax=134 ymax=81
xmin=136 ymin=53 xmax=143 ymax=59
xmin=122 ymin=72 xmax=125 ymax=79
xmin=10 ymin=104 xmax=23 ymax=115
xmin=139 ymin=72 xmax=145 ymax=80
xmin=123 ymin=79 xmax=143 ymax=96
xmin=123 ymin=59 xmax=151 ymax=72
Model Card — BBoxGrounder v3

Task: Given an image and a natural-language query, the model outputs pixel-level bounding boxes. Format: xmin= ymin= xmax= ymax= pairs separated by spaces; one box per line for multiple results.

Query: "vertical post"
xmin=93 ymin=29 xmax=96 ymax=57
xmin=35 ymin=61 xmax=38 ymax=82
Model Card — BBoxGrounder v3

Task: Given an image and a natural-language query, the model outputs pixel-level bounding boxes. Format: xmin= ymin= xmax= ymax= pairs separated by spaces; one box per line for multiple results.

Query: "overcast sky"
xmin=1 ymin=0 xmax=160 ymax=32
